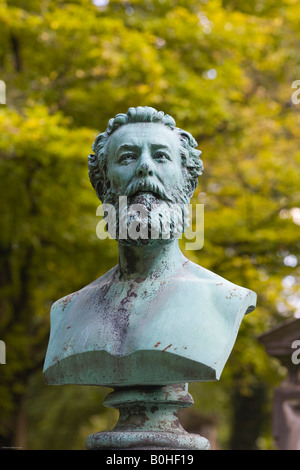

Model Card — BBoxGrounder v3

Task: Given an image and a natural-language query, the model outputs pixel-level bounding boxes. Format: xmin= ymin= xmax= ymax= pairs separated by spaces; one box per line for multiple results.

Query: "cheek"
xmin=108 ymin=170 xmax=119 ymax=186
xmin=107 ymin=166 xmax=129 ymax=189
xmin=167 ymin=164 xmax=184 ymax=186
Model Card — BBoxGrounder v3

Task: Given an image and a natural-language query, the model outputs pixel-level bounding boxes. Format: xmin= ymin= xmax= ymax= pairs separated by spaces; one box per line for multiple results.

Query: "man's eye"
xmin=154 ymin=152 xmax=170 ymax=161
xmin=119 ymin=153 xmax=137 ymax=164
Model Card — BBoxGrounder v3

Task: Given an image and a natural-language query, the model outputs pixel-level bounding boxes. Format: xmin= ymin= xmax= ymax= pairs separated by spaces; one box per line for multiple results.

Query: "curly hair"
xmin=88 ymin=106 xmax=203 ymax=202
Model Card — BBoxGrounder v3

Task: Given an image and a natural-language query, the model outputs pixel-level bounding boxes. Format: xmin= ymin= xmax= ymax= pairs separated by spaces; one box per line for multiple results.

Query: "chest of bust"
xmin=46 ymin=277 xmax=252 ymax=379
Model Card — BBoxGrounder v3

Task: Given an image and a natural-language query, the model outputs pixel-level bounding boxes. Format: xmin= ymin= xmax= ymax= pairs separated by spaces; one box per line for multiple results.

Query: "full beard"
xmin=105 ymin=192 xmax=190 ymax=247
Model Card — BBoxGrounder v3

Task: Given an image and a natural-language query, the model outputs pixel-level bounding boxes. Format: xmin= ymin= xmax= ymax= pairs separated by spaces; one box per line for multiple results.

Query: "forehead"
xmin=107 ymin=122 xmax=181 ymax=156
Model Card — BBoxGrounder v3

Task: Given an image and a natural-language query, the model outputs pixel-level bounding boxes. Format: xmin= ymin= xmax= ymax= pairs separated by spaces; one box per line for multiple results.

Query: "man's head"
xmin=88 ymin=106 xmax=203 ymax=245
xmin=88 ymin=106 xmax=203 ymax=204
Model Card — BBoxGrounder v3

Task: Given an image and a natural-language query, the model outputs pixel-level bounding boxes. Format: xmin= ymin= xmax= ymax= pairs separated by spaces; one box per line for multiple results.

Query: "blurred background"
xmin=0 ymin=0 xmax=300 ymax=450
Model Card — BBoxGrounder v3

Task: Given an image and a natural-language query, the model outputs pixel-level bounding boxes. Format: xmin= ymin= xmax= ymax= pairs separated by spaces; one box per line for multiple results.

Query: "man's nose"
xmin=135 ymin=153 xmax=154 ymax=177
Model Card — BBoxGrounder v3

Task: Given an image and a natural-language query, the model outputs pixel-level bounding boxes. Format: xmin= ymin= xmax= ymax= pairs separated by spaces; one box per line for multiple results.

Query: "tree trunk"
xmin=229 ymin=381 xmax=267 ymax=450
xmin=13 ymin=395 xmax=27 ymax=450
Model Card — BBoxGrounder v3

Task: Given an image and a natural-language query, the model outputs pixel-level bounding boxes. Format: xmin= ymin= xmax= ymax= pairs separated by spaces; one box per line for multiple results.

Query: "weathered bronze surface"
xmin=86 ymin=384 xmax=210 ymax=450
xmin=43 ymin=106 xmax=256 ymax=449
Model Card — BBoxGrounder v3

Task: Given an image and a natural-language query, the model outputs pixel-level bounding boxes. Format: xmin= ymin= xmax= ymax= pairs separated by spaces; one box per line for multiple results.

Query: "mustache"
xmin=124 ymin=179 xmax=173 ymax=203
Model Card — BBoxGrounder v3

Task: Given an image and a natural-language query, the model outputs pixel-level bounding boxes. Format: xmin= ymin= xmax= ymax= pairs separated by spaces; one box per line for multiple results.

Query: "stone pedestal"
xmin=85 ymin=383 xmax=210 ymax=450
xmin=259 ymin=317 xmax=300 ymax=450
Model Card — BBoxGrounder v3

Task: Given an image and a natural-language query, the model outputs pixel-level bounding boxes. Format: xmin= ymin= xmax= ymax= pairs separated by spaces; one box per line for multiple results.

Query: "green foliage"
xmin=0 ymin=0 xmax=299 ymax=449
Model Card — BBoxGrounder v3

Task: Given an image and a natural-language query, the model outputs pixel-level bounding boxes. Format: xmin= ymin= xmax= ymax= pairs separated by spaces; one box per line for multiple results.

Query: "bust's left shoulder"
xmin=183 ymin=258 xmax=257 ymax=315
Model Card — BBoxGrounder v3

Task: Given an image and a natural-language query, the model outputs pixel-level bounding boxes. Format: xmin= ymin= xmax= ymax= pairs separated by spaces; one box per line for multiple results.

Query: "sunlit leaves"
xmin=1 ymin=0 xmax=300 ymax=449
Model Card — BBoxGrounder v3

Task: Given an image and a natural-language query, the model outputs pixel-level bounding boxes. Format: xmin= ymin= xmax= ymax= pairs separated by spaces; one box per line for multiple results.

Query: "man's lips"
xmin=125 ymin=180 xmax=171 ymax=202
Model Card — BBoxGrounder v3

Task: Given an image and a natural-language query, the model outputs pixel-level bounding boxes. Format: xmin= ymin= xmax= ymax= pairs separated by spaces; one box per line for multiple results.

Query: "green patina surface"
xmin=43 ymin=106 xmax=256 ymax=449
xmin=85 ymin=384 xmax=210 ymax=450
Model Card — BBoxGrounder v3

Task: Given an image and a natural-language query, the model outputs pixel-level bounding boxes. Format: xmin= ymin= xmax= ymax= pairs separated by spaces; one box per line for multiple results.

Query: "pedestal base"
xmin=85 ymin=384 xmax=210 ymax=450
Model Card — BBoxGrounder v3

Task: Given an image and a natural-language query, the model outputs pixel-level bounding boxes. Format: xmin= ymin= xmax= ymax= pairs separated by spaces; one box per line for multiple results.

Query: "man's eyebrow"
xmin=115 ymin=143 xmax=139 ymax=154
xmin=114 ymin=142 xmax=173 ymax=157
xmin=150 ymin=143 xmax=172 ymax=153
xmin=150 ymin=143 xmax=172 ymax=151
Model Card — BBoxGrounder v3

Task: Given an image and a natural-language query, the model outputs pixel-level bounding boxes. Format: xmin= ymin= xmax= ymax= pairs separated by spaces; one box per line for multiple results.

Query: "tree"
xmin=0 ymin=0 xmax=299 ymax=449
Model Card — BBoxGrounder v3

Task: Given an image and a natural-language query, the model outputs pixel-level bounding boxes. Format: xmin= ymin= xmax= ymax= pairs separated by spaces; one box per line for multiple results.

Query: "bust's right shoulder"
xmin=50 ymin=266 xmax=118 ymax=318
xmin=50 ymin=290 xmax=80 ymax=317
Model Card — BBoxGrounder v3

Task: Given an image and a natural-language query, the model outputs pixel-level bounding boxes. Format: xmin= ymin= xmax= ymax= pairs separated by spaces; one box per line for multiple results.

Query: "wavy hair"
xmin=88 ymin=106 xmax=203 ymax=202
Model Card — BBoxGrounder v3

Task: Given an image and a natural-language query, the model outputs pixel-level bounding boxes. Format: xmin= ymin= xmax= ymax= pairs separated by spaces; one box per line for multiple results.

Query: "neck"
xmin=117 ymin=240 xmax=184 ymax=281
